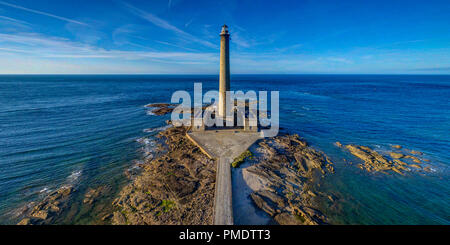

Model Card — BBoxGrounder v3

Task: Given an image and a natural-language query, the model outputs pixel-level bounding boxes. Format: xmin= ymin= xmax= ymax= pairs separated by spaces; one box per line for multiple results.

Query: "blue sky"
xmin=0 ymin=0 xmax=449 ymax=74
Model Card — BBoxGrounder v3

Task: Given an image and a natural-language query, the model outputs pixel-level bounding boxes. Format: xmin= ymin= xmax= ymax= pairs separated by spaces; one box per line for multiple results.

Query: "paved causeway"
xmin=186 ymin=130 xmax=260 ymax=225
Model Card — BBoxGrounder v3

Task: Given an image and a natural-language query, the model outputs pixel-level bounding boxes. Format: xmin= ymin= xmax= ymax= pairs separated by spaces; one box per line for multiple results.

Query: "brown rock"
xmin=391 ymin=167 xmax=404 ymax=175
xmin=112 ymin=211 xmax=127 ymax=225
xmin=307 ymin=190 xmax=317 ymax=197
xmin=389 ymin=152 xmax=405 ymax=159
xmin=111 ymin=126 xmax=216 ymax=225
xmin=57 ymin=186 xmax=73 ymax=196
xmin=17 ymin=218 xmax=31 ymax=225
xmin=31 ymin=210 xmax=48 ymax=220
xmin=250 ymin=193 xmax=277 ymax=216
xmin=344 ymin=144 xmax=413 ymax=175
xmin=274 ymin=213 xmax=303 ymax=225
xmin=151 ymin=107 xmax=174 ymax=116
xmin=17 ymin=185 xmax=75 ymax=225
xmin=410 ymin=150 xmax=423 ymax=155
xmin=101 ymin=213 xmax=113 ymax=221
xmin=405 ymin=155 xmax=421 ymax=163
xmin=327 ymin=195 xmax=334 ymax=202
xmin=243 ymin=134 xmax=333 ymax=225
xmin=83 ymin=186 xmax=110 ymax=205
xmin=145 ymin=103 xmax=177 ymax=116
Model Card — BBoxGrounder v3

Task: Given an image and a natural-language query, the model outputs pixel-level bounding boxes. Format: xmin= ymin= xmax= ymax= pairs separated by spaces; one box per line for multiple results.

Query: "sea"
xmin=0 ymin=74 xmax=448 ymax=224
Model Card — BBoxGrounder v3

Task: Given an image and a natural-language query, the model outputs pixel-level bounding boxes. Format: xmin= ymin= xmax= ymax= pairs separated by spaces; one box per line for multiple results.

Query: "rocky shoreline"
xmin=17 ymin=186 xmax=74 ymax=225
xmin=16 ymin=121 xmax=435 ymax=225
xmin=111 ymin=125 xmax=216 ymax=225
xmin=16 ymin=103 xmax=435 ymax=225
xmin=107 ymin=122 xmax=337 ymax=225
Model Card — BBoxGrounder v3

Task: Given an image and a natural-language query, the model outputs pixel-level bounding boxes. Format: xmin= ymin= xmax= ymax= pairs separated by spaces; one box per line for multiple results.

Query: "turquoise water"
xmin=0 ymin=75 xmax=449 ymax=224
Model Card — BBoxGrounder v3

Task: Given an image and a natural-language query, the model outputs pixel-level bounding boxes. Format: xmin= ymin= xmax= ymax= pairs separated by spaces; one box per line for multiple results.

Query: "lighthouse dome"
xmin=220 ymin=25 xmax=229 ymax=35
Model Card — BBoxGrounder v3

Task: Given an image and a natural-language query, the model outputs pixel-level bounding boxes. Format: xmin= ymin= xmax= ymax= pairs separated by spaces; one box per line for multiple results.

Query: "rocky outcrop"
xmin=17 ymin=186 xmax=74 ymax=225
xmin=409 ymin=150 xmax=423 ymax=155
xmin=339 ymin=144 xmax=430 ymax=175
xmin=145 ymin=103 xmax=213 ymax=116
xmin=111 ymin=125 xmax=216 ymax=225
xmin=145 ymin=103 xmax=176 ymax=116
xmin=83 ymin=186 xmax=111 ymax=205
xmin=242 ymin=134 xmax=334 ymax=225
xmin=389 ymin=152 xmax=405 ymax=159
xmin=344 ymin=145 xmax=407 ymax=174
xmin=405 ymin=155 xmax=422 ymax=163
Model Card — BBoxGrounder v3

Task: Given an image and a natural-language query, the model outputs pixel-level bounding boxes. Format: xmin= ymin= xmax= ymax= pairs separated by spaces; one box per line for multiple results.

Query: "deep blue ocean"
xmin=0 ymin=75 xmax=449 ymax=224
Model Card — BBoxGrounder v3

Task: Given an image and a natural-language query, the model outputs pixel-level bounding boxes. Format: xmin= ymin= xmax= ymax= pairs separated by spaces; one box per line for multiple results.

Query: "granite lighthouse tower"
xmin=186 ymin=25 xmax=261 ymax=225
xmin=218 ymin=24 xmax=230 ymax=118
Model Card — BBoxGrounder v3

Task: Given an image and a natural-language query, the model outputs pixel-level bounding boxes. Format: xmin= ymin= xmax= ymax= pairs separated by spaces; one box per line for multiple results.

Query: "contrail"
xmin=0 ymin=1 xmax=88 ymax=26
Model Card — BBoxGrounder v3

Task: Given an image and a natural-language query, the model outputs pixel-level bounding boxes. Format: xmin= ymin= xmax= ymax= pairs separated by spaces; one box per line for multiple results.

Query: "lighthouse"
xmin=218 ymin=24 xmax=230 ymax=118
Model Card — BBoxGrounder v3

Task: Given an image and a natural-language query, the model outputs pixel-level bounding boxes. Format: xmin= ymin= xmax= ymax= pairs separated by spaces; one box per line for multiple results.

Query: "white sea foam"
xmin=136 ymin=136 xmax=159 ymax=161
xmin=143 ymin=125 xmax=172 ymax=133
xmin=67 ymin=170 xmax=82 ymax=183
xmin=146 ymin=110 xmax=156 ymax=116
xmin=39 ymin=187 xmax=51 ymax=194
xmin=136 ymin=137 xmax=155 ymax=146
xmin=127 ymin=164 xmax=141 ymax=171
xmin=144 ymin=152 xmax=154 ymax=161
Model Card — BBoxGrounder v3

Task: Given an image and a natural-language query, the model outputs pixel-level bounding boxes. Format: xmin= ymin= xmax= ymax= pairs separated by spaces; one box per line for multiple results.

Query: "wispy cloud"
xmin=120 ymin=1 xmax=217 ymax=49
xmin=0 ymin=15 xmax=29 ymax=25
xmin=155 ymin=40 xmax=198 ymax=52
xmin=232 ymin=32 xmax=250 ymax=48
xmin=0 ymin=47 xmax=29 ymax=53
xmin=0 ymin=0 xmax=88 ymax=26
xmin=230 ymin=27 xmax=279 ymax=49
xmin=0 ymin=15 xmax=31 ymax=31
xmin=411 ymin=66 xmax=450 ymax=71
xmin=324 ymin=57 xmax=353 ymax=64
xmin=0 ymin=33 xmax=88 ymax=50
xmin=0 ymin=32 xmax=215 ymax=63
xmin=2 ymin=32 xmax=448 ymax=74
xmin=112 ymin=25 xmax=157 ymax=50
xmin=185 ymin=18 xmax=194 ymax=28
xmin=274 ymin=43 xmax=303 ymax=53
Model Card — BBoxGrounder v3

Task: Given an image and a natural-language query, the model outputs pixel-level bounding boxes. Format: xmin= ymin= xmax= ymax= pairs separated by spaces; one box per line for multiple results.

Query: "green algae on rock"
xmin=231 ymin=150 xmax=253 ymax=168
